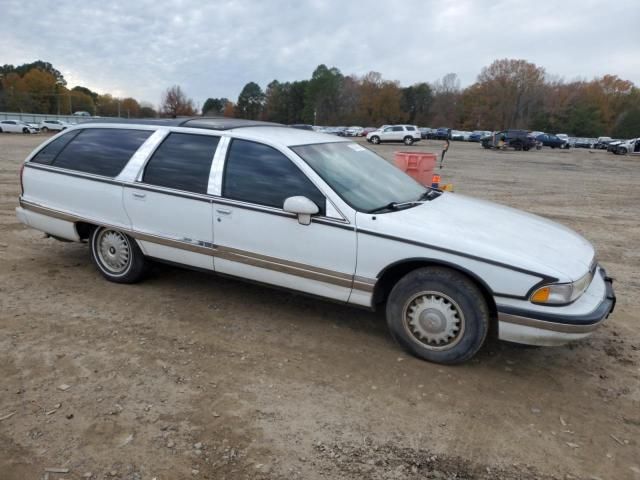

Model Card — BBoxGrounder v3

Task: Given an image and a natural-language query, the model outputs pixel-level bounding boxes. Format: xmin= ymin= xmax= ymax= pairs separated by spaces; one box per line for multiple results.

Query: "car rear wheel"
xmin=386 ymin=267 xmax=489 ymax=364
xmin=403 ymin=136 xmax=414 ymax=146
xmin=41 ymin=126 xmax=49 ymax=132
xmin=370 ymin=136 xmax=380 ymax=144
xmin=90 ymin=227 xmax=147 ymax=283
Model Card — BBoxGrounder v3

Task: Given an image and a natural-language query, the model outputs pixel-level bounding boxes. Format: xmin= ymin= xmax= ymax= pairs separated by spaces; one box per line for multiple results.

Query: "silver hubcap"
xmin=97 ymin=230 xmax=130 ymax=273
xmin=404 ymin=291 xmax=465 ymax=350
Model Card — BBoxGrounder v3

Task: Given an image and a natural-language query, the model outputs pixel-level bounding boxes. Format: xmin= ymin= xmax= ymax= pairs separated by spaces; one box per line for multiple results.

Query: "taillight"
xmin=19 ymin=163 xmax=25 ymax=195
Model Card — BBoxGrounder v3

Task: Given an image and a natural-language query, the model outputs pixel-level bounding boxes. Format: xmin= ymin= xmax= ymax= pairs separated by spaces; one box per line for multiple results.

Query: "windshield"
xmin=291 ymin=142 xmax=425 ymax=212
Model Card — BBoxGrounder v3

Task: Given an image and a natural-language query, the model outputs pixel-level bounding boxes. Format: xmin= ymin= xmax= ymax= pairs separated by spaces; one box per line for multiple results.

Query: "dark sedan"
xmin=536 ymin=134 xmax=569 ymax=149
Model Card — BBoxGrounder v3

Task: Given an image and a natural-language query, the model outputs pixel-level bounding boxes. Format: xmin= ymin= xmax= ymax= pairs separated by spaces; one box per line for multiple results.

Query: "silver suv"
xmin=366 ymin=125 xmax=421 ymax=145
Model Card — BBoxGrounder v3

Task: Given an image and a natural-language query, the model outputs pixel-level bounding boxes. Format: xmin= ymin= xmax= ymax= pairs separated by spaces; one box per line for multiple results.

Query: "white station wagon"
xmin=16 ymin=118 xmax=616 ymax=364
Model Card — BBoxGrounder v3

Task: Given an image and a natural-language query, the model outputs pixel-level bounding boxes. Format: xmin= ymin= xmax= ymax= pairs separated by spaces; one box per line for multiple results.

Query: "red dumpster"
xmin=394 ymin=152 xmax=437 ymax=186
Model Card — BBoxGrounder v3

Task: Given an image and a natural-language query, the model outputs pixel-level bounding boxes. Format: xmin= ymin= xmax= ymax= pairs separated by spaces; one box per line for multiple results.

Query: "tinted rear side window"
xmin=52 ymin=128 xmax=152 ymax=177
xmin=30 ymin=130 xmax=81 ymax=165
xmin=143 ymin=133 xmax=219 ymax=194
xmin=223 ymin=139 xmax=325 ymax=214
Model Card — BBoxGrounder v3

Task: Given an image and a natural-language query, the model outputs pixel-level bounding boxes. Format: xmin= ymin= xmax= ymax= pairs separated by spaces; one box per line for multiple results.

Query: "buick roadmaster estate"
xmin=16 ymin=118 xmax=616 ymax=364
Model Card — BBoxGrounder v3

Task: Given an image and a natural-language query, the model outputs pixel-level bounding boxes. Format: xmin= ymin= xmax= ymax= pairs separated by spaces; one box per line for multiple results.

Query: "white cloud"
xmin=1 ymin=0 xmax=638 ymax=106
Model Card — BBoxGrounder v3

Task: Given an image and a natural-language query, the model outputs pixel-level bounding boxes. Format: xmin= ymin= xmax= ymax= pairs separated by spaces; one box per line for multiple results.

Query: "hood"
xmin=362 ymin=193 xmax=594 ymax=281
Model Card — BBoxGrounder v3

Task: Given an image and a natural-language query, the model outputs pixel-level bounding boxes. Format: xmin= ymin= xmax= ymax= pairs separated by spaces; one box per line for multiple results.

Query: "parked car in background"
xmin=469 ymin=131 xmax=491 ymax=142
xmin=289 ymin=124 xmax=314 ymax=130
xmin=434 ymin=127 xmax=451 ymax=140
xmin=612 ymin=138 xmax=640 ymax=155
xmin=16 ymin=117 xmax=615 ymax=365
xmin=482 ymin=130 xmax=537 ymax=151
xmin=39 ymin=120 xmax=70 ymax=132
xmin=322 ymin=127 xmax=347 ymax=136
xmin=73 ymin=111 xmax=92 ymax=117
xmin=0 ymin=120 xmax=40 ymax=134
xmin=595 ymin=137 xmax=613 ymax=149
xmin=345 ymin=126 xmax=364 ymax=137
xmin=451 ymin=130 xmax=471 ymax=141
xmin=366 ymin=125 xmax=421 ymax=145
xmin=607 ymin=140 xmax=623 ymax=153
xmin=361 ymin=127 xmax=377 ymax=136
xmin=536 ymin=133 xmax=570 ymax=149
xmin=574 ymin=138 xmax=596 ymax=149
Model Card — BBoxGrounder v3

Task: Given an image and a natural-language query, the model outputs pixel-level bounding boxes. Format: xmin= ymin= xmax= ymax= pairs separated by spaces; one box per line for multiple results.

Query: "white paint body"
xmin=16 ymin=122 xmax=614 ymax=348
xmin=0 ymin=120 xmax=38 ymax=133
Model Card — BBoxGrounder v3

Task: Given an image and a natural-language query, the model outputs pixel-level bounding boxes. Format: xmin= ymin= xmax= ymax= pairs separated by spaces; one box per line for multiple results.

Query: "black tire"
xmin=386 ymin=267 xmax=489 ymax=365
xmin=0 ymin=127 xmax=3 ymax=133
xmin=403 ymin=136 xmax=414 ymax=146
xmin=371 ymin=135 xmax=380 ymax=145
xmin=523 ymin=146 xmax=530 ymax=151
xmin=23 ymin=127 xmax=29 ymax=134
xmin=41 ymin=126 xmax=49 ymax=132
xmin=89 ymin=226 xmax=147 ymax=283
xmin=619 ymin=148 xmax=627 ymax=155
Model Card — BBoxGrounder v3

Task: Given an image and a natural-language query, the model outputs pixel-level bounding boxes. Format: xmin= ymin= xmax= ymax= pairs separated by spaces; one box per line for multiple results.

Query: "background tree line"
xmin=2 ymin=59 xmax=639 ymax=137
xmin=0 ymin=61 xmax=158 ymax=118
xmin=204 ymin=60 xmax=639 ymax=138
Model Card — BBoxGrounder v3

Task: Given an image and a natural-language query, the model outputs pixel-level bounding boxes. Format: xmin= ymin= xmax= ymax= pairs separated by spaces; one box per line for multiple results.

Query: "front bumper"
xmin=497 ymin=268 xmax=616 ymax=346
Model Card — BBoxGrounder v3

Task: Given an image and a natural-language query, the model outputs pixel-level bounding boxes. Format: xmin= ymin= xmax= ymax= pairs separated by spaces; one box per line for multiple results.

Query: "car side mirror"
xmin=283 ymin=196 xmax=319 ymax=226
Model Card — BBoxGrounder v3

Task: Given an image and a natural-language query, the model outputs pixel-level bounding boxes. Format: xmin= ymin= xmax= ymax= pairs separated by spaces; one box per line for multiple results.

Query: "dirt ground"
xmin=1 ymin=133 xmax=639 ymax=480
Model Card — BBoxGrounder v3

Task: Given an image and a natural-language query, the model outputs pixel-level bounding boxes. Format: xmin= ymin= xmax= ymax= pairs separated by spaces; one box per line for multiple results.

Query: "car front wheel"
xmin=386 ymin=267 xmax=489 ymax=365
xmin=90 ymin=227 xmax=147 ymax=283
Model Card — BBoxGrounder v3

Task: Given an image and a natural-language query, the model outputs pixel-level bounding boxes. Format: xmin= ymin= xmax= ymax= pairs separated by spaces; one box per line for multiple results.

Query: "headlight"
xmin=530 ymin=269 xmax=595 ymax=305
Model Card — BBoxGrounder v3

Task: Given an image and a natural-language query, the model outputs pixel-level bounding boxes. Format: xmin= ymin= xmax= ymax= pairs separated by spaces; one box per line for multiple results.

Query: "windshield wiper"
xmin=367 ymin=202 xmax=398 ymax=214
xmin=418 ymin=188 xmax=442 ymax=201
xmin=367 ymin=200 xmax=424 ymax=214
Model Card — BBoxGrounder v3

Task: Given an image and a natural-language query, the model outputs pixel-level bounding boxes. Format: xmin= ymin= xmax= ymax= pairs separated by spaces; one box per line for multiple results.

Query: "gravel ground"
xmin=1 ymin=133 xmax=639 ymax=480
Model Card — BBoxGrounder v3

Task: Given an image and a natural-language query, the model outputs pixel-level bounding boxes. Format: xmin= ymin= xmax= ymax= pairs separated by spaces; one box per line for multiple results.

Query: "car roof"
xmin=81 ymin=117 xmax=349 ymax=147
xmin=83 ymin=116 xmax=280 ymax=129
xmin=230 ymin=126 xmax=351 ymax=146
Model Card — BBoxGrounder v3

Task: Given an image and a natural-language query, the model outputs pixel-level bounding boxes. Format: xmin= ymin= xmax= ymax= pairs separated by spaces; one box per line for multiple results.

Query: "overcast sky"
xmin=2 ymin=0 xmax=639 ymax=107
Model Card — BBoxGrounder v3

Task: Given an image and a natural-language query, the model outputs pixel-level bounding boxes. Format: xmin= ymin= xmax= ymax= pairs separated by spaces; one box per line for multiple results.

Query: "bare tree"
xmin=430 ymin=73 xmax=461 ymax=127
xmin=160 ymin=85 xmax=196 ymax=117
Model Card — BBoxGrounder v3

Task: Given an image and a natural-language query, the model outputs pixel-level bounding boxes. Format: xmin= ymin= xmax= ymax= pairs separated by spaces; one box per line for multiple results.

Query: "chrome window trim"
xmin=24 ymin=162 xmax=124 ymax=186
xmin=117 ymin=128 xmax=169 ymax=182
xmin=23 ymin=163 xmax=354 ymax=228
xmin=125 ymin=182 xmax=214 ymax=203
xmin=219 ymin=136 xmax=349 ymax=223
xmin=325 ymin=200 xmax=345 ymax=221
xmin=208 ymin=135 xmax=230 ymax=196
xmin=134 ymin=130 xmax=222 ymax=193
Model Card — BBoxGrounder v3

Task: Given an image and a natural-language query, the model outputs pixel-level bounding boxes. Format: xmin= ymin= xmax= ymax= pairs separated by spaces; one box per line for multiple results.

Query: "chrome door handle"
xmin=132 ymin=192 xmax=146 ymax=199
xmin=216 ymin=208 xmax=232 ymax=215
